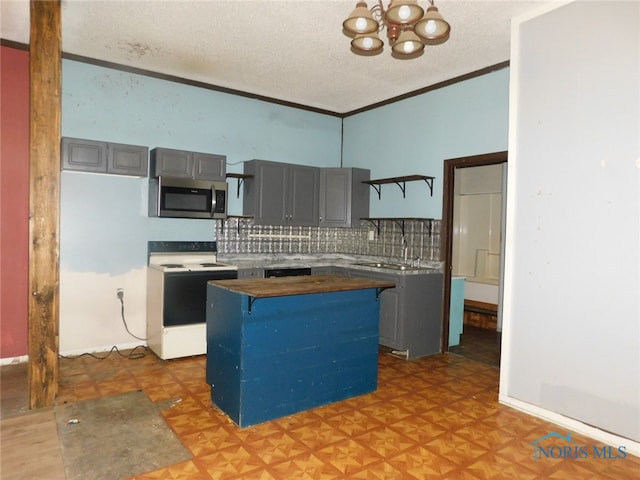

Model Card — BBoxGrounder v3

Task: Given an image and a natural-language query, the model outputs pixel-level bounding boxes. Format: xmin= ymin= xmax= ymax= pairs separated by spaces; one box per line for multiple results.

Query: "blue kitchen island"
xmin=206 ymin=274 xmax=394 ymax=428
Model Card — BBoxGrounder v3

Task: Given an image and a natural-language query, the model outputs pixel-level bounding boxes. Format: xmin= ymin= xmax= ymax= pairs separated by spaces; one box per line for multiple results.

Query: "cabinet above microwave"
xmin=151 ymin=147 xmax=226 ymax=181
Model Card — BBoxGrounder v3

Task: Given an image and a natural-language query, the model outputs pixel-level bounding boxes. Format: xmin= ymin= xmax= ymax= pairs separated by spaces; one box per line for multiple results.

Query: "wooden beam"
xmin=28 ymin=0 xmax=61 ymax=409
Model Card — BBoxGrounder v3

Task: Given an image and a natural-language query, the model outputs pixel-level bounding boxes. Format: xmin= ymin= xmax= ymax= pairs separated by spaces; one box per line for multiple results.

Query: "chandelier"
xmin=342 ymin=0 xmax=451 ymax=58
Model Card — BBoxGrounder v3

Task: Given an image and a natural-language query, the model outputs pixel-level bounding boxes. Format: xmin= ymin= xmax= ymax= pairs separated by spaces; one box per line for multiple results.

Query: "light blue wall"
xmin=58 ymin=58 xmax=509 ymax=353
xmin=61 ymin=59 xmax=342 ymax=274
xmin=343 ymin=68 xmax=510 ymax=218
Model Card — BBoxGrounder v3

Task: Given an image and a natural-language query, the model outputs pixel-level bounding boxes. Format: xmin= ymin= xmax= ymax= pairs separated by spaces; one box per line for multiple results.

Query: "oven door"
xmin=163 ymin=270 xmax=237 ymax=326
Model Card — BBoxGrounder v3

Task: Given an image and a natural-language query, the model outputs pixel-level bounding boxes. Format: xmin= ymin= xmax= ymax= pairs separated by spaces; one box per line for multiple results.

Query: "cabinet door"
xmin=288 ymin=165 xmax=319 ymax=226
xmin=346 ymin=268 xmax=402 ymax=348
xmin=319 ymin=168 xmax=370 ymax=227
xmin=379 ymin=288 xmax=402 ymax=347
xmin=319 ymin=169 xmax=349 ymax=227
xmin=108 ymin=142 xmax=148 ymax=177
xmin=61 ymin=137 xmax=107 ymax=173
xmin=194 ymin=153 xmax=226 ymax=181
xmin=252 ymin=161 xmax=288 ymax=224
xmin=152 ymin=148 xmax=193 ymax=178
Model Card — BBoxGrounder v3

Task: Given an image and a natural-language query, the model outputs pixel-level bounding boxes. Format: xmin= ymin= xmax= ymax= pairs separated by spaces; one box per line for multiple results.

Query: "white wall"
xmin=502 ymin=0 xmax=640 ymax=448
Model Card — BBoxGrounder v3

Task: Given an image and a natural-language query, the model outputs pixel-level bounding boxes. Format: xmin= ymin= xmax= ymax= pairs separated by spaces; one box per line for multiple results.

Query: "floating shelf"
xmin=363 ymin=174 xmax=435 ymax=199
xmin=226 ymin=173 xmax=253 ymax=198
xmin=362 ymin=217 xmax=435 ymax=236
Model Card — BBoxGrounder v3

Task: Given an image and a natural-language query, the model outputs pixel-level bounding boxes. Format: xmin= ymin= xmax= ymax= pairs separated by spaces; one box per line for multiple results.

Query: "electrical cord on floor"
xmin=58 ymin=294 xmax=148 ymax=361
xmin=119 ymin=295 xmax=147 ymax=342
xmin=59 ymin=344 xmax=147 ymax=360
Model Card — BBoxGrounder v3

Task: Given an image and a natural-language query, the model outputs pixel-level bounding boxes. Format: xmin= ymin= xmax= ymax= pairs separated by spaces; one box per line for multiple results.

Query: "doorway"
xmin=440 ymin=151 xmax=507 ymax=365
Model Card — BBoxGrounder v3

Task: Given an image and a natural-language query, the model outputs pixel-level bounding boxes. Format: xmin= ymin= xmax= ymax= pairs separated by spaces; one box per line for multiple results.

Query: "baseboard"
xmin=0 ymin=355 xmax=28 ymax=366
xmin=60 ymin=342 xmax=148 ymax=358
xmin=1 ymin=343 xmax=148 ymax=365
xmin=499 ymin=394 xmax=640 ymax=458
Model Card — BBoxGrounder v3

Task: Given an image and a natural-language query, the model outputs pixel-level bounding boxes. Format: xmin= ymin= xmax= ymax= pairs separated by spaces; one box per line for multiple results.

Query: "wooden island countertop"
xmin=208 ymin=274 xmax=395 ymax=298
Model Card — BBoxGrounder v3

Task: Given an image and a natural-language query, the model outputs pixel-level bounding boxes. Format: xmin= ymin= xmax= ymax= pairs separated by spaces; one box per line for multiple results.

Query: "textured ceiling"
xmin=1 ymin=0 xmax=553 ymax=114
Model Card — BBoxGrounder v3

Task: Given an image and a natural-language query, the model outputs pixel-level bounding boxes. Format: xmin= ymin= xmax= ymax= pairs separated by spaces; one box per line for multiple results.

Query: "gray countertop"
xmin=217 ymin=253 xmax=443 ymax=275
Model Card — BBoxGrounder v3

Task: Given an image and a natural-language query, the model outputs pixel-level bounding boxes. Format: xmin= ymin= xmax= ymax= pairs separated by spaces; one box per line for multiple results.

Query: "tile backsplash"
xmin=215 ymin=218 xmax=441 ymax=263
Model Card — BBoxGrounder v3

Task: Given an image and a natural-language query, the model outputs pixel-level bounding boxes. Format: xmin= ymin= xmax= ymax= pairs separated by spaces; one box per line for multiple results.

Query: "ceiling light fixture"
xmin=342 ymin=0 xmax=451 ymax=58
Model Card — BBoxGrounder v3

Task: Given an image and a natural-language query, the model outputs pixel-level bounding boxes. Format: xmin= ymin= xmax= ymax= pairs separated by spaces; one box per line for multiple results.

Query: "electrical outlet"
xmin=116 ymin=288 xmax=124 ymax=299
xmin=368 ymin=230 xmax=375 ymax=241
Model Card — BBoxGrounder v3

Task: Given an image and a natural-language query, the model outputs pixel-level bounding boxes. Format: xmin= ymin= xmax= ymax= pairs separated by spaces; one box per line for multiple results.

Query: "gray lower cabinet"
xmin=61 ymin=137 xmax=148 ymax=177
xmin=243 ymin=160 xmax=319 ymax=226
xmin=151 ymin=147 xmax=225 ymax=181
xmin=319 ymin=168 xmax=370 ymax=227
xmin=347 ymin=267 xmax=444 ymax=359
xmin=310 ymin=265 xmax=338 ymax=275
xmin=237 ymin=267 xmax=264 ymax=279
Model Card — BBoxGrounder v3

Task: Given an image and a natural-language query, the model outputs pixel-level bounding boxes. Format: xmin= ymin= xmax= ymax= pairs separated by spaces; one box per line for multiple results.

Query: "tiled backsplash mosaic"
xmin=215 ymin=218 xmax=441 ymax=263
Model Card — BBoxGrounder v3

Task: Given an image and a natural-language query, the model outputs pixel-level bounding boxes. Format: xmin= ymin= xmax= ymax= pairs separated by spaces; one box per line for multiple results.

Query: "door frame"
xmin=440 ymin=151 xmax=508 ymax=353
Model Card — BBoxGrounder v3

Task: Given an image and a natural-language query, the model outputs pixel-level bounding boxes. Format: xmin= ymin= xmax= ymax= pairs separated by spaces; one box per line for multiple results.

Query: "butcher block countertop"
xmin=209 ymin=274 xmax=395 ymax=298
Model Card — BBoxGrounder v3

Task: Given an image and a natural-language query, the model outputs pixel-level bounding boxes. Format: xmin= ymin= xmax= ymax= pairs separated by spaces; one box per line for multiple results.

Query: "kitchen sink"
xmin=352 ymin=262 xmax=434 ymax=272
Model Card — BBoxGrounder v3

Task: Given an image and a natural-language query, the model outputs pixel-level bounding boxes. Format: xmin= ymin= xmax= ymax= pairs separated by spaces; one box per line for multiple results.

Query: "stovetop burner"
xmin=148 ymin=241 xmax=237 ymax=272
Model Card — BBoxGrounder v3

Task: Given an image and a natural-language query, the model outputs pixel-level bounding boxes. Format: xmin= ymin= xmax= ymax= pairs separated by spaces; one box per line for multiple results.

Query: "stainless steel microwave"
xmin=149 ymin=176 xmax=227 ymax=219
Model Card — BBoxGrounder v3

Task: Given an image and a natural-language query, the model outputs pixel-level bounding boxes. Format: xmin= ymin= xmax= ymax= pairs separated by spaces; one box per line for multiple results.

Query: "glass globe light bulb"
xmin=425 ymin=19 xmax=437 ymax=35
xmin=403 ymin=41 xmax=414 ymax=54
xmin=398 ymin=5 xmax=411 ymax=21
xmin=355 ymin=17 xmax=367 ymax=31
xmin=363 ymin=37 xmax=374 ymax=49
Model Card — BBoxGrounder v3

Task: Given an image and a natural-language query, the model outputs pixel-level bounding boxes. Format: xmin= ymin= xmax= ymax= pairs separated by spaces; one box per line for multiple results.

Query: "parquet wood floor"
xmin=4 ymin=350 xmax=640 ymax=479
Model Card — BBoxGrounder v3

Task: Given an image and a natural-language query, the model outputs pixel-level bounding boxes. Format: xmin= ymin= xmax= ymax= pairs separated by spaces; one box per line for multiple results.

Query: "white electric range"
xmin=147 ymin=241 xmax=237 ymax=360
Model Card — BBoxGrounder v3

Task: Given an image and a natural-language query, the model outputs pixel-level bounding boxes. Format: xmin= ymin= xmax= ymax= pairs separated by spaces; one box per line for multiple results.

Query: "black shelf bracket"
xmin=419 ymin=218 xmax=434 ymax=237
xmin=248 ymin=296 xmax=257 ymax=314
xmin=226 ymin=173 xmax=253 ymax=199
xmin=376 ymin=286 xmax=392 ymax=299
xmin=393 ymin=180 xmax=408 ymax=198
xmin=362 ymin=217 xmax=436 ymax=237
xmin=392 ymin=219 xmax=407 ymax=236
xmin=422 ymin=177 xmax=434 ymax=196
xmin=363 ymin=218 xmax=382 ymax=235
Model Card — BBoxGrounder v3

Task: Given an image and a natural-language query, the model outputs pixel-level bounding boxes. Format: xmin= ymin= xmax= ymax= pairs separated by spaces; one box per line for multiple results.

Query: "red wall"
xmin=1 ymin=45 xmax=30 ymax=359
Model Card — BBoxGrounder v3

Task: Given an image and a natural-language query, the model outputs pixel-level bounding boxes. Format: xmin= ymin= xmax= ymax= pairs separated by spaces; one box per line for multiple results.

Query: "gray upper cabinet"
xmin=151 ymin=147 xmax=226 ymax=181
xmin=243 ymin=160 xmax=319 ymax=226
xmin=62 ymin=137 xmax=148 ymax=177
xmin=319 ymin=168 xmax=370 ymax=228
xmin=109 ymin=142 xmax=149 ymax=176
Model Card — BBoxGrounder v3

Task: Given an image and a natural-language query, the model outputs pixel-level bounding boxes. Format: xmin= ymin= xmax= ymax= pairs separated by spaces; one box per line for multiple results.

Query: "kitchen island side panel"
xmin=206 ymin=286 xmax=380 ymax=427
xmin=206 ymin=286 xmax=243 ymax=423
